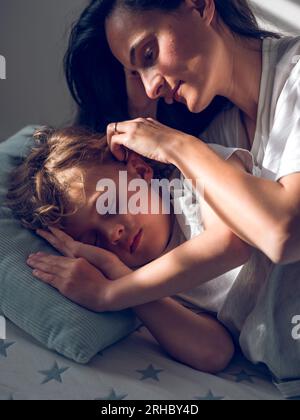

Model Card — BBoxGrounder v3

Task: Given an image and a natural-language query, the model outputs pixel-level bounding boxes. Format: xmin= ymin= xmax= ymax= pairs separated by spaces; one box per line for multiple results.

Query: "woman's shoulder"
xmin=259 ymin=37 xmax=300 ymax=181
xmin=269 ymin=36 xmax=300 ymax=81
xmin=271 ymin=35 xmax=300 ymax=59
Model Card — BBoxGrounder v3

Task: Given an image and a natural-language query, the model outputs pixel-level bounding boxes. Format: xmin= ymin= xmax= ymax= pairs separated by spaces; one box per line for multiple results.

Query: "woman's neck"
xmin=222 ymin=36 xmax=263 ymax=123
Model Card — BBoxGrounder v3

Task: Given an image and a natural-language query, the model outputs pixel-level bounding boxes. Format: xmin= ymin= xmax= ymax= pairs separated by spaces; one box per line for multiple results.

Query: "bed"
xmin=0 ymin=126 xmax=287 ymax=401
xmin=0 ymin=317 xmax=283 ymax=400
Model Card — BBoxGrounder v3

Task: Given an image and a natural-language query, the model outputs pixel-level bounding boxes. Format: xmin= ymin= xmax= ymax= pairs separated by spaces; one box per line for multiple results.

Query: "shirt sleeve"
xmin=262 ymin=60 xmax=300 ymax=182
xmin=207 ymin=143 xmax=256 ymax=175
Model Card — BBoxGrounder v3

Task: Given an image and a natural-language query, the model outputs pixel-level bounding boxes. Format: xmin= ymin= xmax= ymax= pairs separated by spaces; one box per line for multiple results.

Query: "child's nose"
xmin=110 ymin=224 xmax=125 ymax=245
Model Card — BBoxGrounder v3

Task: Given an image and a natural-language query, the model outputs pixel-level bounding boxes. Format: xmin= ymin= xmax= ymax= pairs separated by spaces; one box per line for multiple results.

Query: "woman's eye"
xmin=143 ymin=46 xmax=155 ymax=66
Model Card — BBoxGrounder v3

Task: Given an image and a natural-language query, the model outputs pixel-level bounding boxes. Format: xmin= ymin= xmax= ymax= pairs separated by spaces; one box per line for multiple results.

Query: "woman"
xmin=64 ymin=0 xmax=300 ymax=264
xmin=100 ymin=0 xmax=300 ymax=265
xmin=30 ymin=0 xmax=300 ymax=390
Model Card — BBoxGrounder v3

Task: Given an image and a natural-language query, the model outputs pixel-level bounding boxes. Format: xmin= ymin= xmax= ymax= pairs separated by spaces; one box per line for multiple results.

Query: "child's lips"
xmin=130 ymin=229 xmax=143 ymax=254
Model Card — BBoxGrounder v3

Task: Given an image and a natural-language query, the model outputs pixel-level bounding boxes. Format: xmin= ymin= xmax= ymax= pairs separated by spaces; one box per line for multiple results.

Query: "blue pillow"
xmin=0 ymin=126 xmax=141 ymax=364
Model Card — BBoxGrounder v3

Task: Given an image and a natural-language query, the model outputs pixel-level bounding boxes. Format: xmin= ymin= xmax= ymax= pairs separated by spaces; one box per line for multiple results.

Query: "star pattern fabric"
xmin=0 ymin=340 xmax=15 ymax=358
xmin=0 ymin=320 xmax=284 ymax=400
xmin=195 ymin=390 xmax=225 ymax=400
xmin=39 ymin=362 xmax=69 ymax=385
xmin=136 ymin=364 xmax=164 ymax=381
xmin=96 ymin=389 xmax=128 ymax=401
xmin=232 ymin=370 xmax=256 ymax=384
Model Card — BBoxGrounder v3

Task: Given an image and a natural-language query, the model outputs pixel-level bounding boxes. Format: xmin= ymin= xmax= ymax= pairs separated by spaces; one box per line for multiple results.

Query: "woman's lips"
xmin=130 ymin=229 xmax=143 ymax=254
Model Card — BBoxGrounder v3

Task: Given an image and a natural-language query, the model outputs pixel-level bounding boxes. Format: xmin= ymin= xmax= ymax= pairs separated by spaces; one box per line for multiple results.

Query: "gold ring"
xmin=114 ymin=122 xmax=119 ymax=134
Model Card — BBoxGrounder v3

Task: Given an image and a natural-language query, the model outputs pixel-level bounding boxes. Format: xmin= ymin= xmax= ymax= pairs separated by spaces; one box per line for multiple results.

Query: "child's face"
xmin=64 ymin=154 xmax=174 ymax=268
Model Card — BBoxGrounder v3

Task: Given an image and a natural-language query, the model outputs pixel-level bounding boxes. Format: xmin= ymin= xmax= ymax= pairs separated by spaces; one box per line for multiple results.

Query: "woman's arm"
xmin=169 ymin=136 xmax=300 ymax=264
xmin=107 ymin=118 xmax=300 ymax=264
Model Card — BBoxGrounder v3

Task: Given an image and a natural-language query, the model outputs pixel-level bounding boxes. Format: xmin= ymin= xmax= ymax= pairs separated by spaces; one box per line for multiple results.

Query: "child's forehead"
xmin=85 ymin=160 xmax=121 ymax=177
xmin=82 ymin=161 xmax=124 ymax=191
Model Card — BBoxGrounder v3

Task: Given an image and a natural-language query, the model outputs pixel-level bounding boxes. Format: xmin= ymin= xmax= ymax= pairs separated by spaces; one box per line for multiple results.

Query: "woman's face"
xmin=105 ymin=0 xmax=228 ymax=113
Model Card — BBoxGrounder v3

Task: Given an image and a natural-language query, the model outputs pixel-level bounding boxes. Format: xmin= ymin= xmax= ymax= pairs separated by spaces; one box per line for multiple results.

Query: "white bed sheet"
xmin=0 ymin=319 xmax=283 ymax=400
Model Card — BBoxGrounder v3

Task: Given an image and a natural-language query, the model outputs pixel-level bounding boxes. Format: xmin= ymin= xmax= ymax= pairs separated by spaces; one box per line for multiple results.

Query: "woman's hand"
xmin=124 ymin=68 xmax=158 ymax=119
xmin=26 ymin=253 xmax=112 ymax=312
xmin=107 ymin=117 xmax=191 ymax=163
xmin=36 ymin=227 xmax=131 ymax=280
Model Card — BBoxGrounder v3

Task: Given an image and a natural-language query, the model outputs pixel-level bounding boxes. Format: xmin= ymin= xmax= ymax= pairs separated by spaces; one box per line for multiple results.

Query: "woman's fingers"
xmin=109 ymin=133 xmax=131 ymax=162
xmin=107 ymin=121 xmax=132 ymax=161
xmin=106 ymin=117 xmax=173 ymax=164
xmin=107 ymin=118 xmax=150 ymax=161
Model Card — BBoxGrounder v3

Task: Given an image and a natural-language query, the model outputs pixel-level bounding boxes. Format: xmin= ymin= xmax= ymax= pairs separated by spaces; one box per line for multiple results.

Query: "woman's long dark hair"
xmin=65 ymin=0 xmax=280 ymax=134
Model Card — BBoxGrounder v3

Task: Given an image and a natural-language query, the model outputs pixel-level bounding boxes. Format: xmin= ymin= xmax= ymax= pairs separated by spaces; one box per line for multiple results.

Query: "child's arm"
xmin=33 ymin=231 xmax=234 ymax=372
xmin=85 ymin=251 xmax=235 ymax=374
xmin=133 ymin=298 xmax=234 ymax=373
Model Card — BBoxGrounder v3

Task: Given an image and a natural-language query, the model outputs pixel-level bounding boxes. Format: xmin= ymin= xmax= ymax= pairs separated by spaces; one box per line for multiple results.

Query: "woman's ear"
xmin=185 ymin=0 xmax=215 ymax=25
xmin=126 ymin=152 xmax=154 ymax=183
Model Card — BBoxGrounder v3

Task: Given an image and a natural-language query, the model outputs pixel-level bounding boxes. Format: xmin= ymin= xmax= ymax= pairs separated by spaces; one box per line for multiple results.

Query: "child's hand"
xmin=26 ymin=253 xmax=112 ymax=312
xmin=36 ymin=227 xmax=81 ymax=258
xmin=36 ymin=227 xmax=131 ymax=280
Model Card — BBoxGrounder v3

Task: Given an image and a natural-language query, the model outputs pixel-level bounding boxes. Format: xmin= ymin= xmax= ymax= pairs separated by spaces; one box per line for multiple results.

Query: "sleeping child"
xmin=7 ymin=126 xmax=256 ymax=374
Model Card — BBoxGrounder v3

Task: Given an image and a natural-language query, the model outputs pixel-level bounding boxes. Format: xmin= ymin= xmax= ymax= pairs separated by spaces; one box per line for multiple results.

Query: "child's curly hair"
xmin=6 ymin=126 xmax=174 ymax=231
xmin=6 ymin=126 xmax=114 ymax=230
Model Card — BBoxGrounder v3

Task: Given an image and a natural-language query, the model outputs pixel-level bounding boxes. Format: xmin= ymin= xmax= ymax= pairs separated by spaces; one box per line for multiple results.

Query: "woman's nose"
xmin=143 ymin=73 xmax=165 ymax=100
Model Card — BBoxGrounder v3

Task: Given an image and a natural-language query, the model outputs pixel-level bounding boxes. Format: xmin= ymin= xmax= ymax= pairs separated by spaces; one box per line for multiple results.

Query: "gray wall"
xmin=0 ymin=0 xmax=87 ymax=142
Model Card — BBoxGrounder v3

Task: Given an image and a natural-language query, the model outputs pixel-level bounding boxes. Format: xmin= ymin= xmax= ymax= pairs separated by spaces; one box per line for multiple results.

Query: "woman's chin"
xmin=190 ymin=96 xmax=214 ymax=114
xmin=186 ymin=99 xmax=199 ymax=114
xmin=180 ymin=94 xmax=200 ymax=113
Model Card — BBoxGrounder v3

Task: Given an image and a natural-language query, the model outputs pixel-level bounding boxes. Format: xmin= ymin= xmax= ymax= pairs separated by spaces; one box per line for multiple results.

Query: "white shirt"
xmin=165 ymin=36 xmax=300 ymax=315
xmin=201 ymin=36 xmax=300 ymax=182
xmin=199 ymin=36 xmax=300 ymax=328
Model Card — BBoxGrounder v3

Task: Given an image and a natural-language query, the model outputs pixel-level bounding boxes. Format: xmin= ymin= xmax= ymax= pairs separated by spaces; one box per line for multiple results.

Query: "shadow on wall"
xmin=0 ymin=0 xmax=87 ymax=143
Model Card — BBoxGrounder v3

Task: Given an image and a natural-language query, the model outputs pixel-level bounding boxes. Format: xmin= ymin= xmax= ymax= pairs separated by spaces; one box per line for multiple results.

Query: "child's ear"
xmin=126 ymin=152 xmax=154 ymax=183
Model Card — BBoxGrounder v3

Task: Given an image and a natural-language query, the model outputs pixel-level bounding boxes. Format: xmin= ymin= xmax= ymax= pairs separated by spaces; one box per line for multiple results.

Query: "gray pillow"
xmin=0 ymin=126 xmax=141 ymax=364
